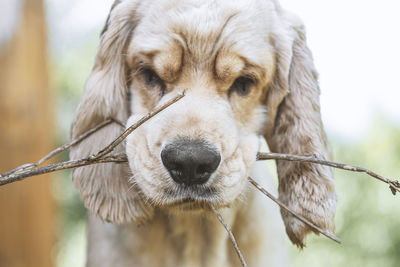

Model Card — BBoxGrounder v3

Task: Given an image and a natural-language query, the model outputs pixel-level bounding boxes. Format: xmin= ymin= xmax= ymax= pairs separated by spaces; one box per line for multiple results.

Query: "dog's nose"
xmin=161 ymin=140 xmax=221 ymax=186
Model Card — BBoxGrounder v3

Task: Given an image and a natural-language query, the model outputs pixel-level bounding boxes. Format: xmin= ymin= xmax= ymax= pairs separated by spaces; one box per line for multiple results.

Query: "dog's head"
xmin=70 ymin=0 xmax=336 ymax=247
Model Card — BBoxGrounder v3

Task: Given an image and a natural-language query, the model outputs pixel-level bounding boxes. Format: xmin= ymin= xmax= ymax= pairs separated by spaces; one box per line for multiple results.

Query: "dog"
xmin=70 ymin=0 xmax=337 ymax=266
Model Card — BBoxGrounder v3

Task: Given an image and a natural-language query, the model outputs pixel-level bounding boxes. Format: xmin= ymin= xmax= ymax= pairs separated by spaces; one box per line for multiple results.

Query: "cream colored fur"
xmin=85 ymin=161 xmax=288 ymax=267
xmin=70 ymin=0 xmax=336 ymax=266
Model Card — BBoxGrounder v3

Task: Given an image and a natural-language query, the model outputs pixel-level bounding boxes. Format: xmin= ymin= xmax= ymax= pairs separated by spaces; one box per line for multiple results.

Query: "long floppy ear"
xmin=70 ymin=0 xmax=152 ymax=224
xmin=264 ymin=11 xmax=336 ymax=247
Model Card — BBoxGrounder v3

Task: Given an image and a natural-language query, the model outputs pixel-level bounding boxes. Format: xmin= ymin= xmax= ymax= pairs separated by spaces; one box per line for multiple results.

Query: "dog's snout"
xmin=161 ymin=140 xmax=221 ymax=186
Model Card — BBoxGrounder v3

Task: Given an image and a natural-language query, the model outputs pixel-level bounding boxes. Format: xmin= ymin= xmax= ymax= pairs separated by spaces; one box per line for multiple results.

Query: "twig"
xmin=0 ymin=118 xmax=124 ymax=178
xmin=0 ymin=155 xmax=128 ymax=186
xmin=209 ymin=205 xmax=247 ymax=267
xmin=0 ymin=87 xmax=396 ymax=256
xmin=256 ymin=152 xmax=400 ymax=195
xmin=0 ymin=92 xmax=185 ymax=185
xmin=2 ymin=150 xmax=399 ymax=199
xmin=89 ymin=92 xmax=185 ymax=160
xmin=1 ymin=90 xmax=398 ymax=198
xmin=40 ymin=118 xmax=125 ymax=165
xmin=248 ymin=177 xmax=341 ymax=244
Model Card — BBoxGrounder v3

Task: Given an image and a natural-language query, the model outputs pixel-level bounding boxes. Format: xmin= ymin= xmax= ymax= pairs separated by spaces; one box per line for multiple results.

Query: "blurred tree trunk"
xmin=0 ymin=0 xmax=55 ymax=267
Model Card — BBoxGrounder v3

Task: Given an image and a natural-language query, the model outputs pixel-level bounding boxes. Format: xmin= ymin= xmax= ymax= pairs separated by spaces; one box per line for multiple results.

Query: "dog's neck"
xmin=87 ymin=204 xmax=241 ymax=267
xmin=144 ymin=209 xmax=236 ymax=266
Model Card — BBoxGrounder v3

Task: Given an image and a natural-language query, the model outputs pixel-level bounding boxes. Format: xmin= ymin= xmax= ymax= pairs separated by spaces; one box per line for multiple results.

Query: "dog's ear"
xmin=264 ymin=12 xmax=336 ymax=247
xmin=70 ymin=0 xmax=153 ymax=224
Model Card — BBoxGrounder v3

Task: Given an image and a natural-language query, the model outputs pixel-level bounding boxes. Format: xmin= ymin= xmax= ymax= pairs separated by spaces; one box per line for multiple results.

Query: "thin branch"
xmin=38 ymin=118 xmax=123 ymax=165
xmin=248 ymin=177 xmax=341 ymax=244
xmin=0 ymin=86 xmax=397 ymax=255
xmin=1 ymin=89 xmax=398 ymax=199
xmin=210 ymin=205 xmax=247 ymax=267
xmin=0 ymin=92 xmax=185 ymax=185
xmin=0 ymin=154 xmax=127 ymax=186
xmin=0 ymin=118 xmax=124 ymax=178
xmin=2 ymin=150 xmax=400 ymax=199
xmin=90 ymin=91 xmax=186 ymax=160
xmin=257 ymin=152 xmax=400 ymax=195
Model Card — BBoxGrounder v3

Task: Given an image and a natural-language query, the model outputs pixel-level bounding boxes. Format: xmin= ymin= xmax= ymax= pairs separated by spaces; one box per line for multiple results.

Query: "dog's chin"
xmin=163 ymin=199 xmax=211 ymax=213
xmin=161 ymin=198 xmax=232 ymax=215
xmin=150 ymin=184 xmax=234 ymax=214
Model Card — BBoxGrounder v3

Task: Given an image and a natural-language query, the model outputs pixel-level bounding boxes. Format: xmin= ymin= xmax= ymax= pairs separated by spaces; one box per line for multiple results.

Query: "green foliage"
xmin=292 ymin=117 xmax=400 ymax=267
xmin=49 ymin=32 xmax=100 ymax=142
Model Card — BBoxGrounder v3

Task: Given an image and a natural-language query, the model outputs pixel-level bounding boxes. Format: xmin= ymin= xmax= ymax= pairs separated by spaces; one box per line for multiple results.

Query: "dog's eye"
xmin=143 ymin=68 xmax=162 ymax=85
xmin=142 ymin=68 xmax=166 ymax=95
xmin=229 ymin=76 xmax=253 ymax=96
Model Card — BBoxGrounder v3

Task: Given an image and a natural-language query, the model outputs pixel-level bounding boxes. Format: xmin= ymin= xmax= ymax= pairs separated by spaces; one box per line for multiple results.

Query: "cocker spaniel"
xmin=70 ymin=0 xmax=336 ymax=266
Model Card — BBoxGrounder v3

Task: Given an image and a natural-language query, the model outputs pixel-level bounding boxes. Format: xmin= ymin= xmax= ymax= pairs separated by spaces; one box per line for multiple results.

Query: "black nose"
xmin=161 ymin=140 xmax=221 ymax=186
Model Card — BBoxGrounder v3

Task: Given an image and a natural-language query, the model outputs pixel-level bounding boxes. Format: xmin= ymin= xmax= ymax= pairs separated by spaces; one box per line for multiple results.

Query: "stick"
xmin=2 ymin=150 xmax=399 ymax=199
xmin=0 ymin=92 xmax=185 ymax=185
xmin=256 ymin=152 xmax=400 ymax=195
xmin=2 ymin=150 xmax=400 ymax=197
xmin=0 ymin=154 xmax=127 ymax=186
xmin=210 ymin=205 xmax=247 ymax=267
xmin=1 ymin=91 xmax=399 ymax=198
xmin=0 ymin=118 xmax=124 ymax=178
xmin=89 ymin=92 xmax=185 ymax=160
xmin=248 ymin=177 xmax=341 ymax=244
xmin=40 ymin=118 xmax=124 ymax=165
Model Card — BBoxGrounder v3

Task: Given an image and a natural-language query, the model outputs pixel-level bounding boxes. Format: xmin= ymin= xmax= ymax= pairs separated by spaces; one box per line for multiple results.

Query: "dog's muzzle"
xmin=161 ymin=139 xmax=221 ymax=186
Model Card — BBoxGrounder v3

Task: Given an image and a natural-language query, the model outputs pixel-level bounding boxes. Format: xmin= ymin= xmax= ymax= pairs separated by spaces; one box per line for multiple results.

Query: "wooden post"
xmin=0 ymin=0 xmax=55 ymax=267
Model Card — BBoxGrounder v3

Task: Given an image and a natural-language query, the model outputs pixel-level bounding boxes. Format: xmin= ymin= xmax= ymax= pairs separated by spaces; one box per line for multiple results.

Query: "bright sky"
xmin=47 ymin=0 xmax=400 ymax=140
xmin=279 ymin=0 xmax=400 ymax=139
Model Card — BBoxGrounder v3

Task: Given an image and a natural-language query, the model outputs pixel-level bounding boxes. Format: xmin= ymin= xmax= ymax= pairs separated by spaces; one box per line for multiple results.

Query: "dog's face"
xmin=125 ymin=2 xmax=276 ymax=208
xmin=70 ymin=0 xmax=337 ymax=247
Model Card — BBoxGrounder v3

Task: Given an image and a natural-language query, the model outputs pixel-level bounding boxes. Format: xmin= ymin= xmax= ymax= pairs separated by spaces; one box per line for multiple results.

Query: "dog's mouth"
xmin=165 ymin=198 xmax=209 ymax=211
xmin=163 ymin=184 xmax=218 ymax=199
xmin=160 ymin=184 xmax=221 ymax=211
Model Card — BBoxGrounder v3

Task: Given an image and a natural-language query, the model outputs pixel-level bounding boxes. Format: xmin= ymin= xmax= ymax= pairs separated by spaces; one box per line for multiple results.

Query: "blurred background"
xmin=0 ymin=0 xmax=399 ymax=266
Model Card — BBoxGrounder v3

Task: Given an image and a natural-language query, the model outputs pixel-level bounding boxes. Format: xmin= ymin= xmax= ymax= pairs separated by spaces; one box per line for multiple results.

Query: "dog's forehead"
xmin=129 ymin=0 xmax=276 ymax=68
